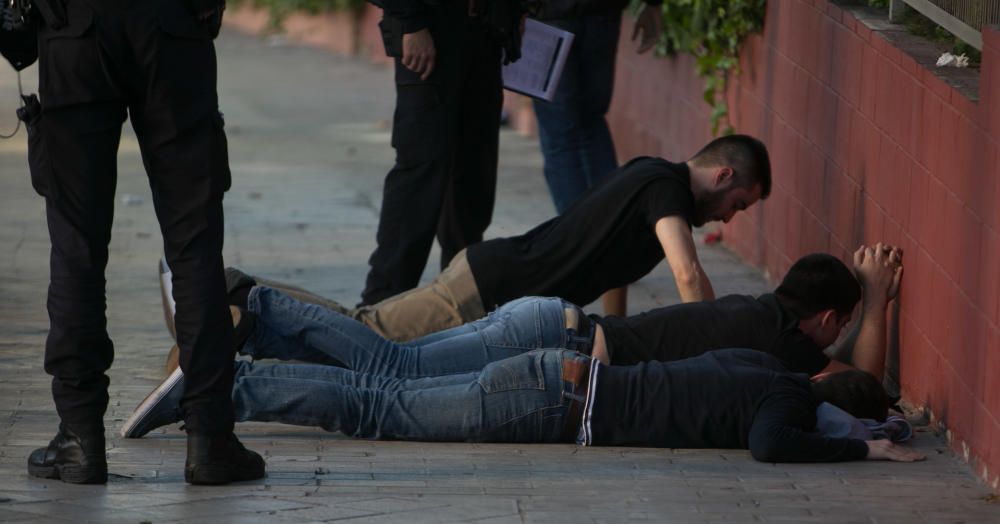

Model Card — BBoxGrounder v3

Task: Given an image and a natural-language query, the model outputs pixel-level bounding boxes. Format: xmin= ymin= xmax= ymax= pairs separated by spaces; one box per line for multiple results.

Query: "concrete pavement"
xmin=0 ymin=27 xmax=996 ymax=523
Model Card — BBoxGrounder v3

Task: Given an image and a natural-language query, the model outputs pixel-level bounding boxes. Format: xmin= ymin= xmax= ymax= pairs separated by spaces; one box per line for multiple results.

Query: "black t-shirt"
xmin=467 ymin=157 xmax=695 ymax=309
xmin=597 ymin=293 xmax=831 ymax=376
xmin=589 ymin=349 xmax=869 ymax=462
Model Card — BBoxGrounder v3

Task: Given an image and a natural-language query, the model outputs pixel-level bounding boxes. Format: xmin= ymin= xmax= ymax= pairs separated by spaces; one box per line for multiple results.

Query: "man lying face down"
xmin=124 ymin=346 xmax=921 ymax=463
xmin=124 ymin=249 xmax=920 ymax=463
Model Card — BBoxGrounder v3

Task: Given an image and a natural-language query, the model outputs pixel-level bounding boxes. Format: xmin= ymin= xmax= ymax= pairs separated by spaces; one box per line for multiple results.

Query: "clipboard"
xmin=502 ymin=19 xmax=575 ymax=102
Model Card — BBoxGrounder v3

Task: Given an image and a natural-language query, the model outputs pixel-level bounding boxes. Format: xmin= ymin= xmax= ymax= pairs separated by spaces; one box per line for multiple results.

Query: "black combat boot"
xmin=28 ymin=424 xmax=108 ymax=484
xmin=185 ymin=432 xmax=266 ymax=485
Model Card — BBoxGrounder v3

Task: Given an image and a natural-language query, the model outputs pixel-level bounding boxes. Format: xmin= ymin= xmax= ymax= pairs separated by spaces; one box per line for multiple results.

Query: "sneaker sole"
xmin=120 ymin=366 xmax=183 ymax=438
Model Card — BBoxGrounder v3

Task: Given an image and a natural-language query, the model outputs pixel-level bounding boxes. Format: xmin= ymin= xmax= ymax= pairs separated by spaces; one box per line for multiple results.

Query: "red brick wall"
xmin=609 ymin=1 xmax=1000 ymax=488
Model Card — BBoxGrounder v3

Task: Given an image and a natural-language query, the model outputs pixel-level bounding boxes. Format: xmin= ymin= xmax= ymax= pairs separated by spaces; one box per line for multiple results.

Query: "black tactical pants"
xmin=29 ymin=0 xmax=234 ymax=435
xmin=361 ymin=9 xmax=502 ymax=305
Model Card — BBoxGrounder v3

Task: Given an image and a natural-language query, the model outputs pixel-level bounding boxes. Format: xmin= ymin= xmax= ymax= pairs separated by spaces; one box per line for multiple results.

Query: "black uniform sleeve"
xmin=748 ymin=384 xmax=869 ymax=463
xmin=770 ymin=330 xmax=831 ymax=376
xmin=380 ymin=0 xmax=430 ymax=33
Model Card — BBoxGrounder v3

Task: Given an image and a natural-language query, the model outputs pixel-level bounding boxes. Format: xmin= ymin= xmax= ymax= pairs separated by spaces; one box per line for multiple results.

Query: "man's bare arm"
xmin=826 ymin=244 xmax=902 ymax=379
xmin=654 ymin=216 xmax=715 ymax=302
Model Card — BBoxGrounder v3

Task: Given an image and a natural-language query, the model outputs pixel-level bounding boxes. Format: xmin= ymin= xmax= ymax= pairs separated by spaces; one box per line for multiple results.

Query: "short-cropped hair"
xmin=689 ymin=134 xmax=772 ymax=199
xmin=775 ymin=253 xmax=861 ymax=318
xmin=812 ymin=369 xmax=889 ymax=422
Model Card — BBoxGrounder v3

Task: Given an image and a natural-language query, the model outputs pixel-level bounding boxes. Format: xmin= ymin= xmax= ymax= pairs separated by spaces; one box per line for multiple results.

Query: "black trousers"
xmin=361 ymin=11 xmax=502 ymax=305
xmin=28 ymin=0 xmax=235 ymax=434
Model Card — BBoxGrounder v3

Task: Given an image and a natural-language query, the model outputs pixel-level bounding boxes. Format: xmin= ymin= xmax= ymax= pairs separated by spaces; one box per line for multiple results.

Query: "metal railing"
xmin=890 ymin=0 xmax=1000 ymax=50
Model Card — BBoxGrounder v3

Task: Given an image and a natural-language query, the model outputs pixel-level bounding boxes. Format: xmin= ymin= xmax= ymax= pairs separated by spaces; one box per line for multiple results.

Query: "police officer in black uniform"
xmin=359 ymin=0 xmax=509 ymax=305
xmin=2 ymin=0 xmax=264 ymax=485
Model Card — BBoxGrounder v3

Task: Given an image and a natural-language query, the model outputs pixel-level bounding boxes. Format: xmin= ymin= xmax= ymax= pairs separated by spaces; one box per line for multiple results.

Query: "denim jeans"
xmin=231 ymin=349 xmax=589 ymax=442
xmin=533 ymin=12 xmax=622 ymax=214
xmin=245 ymin=289 xmax=591 ymax=378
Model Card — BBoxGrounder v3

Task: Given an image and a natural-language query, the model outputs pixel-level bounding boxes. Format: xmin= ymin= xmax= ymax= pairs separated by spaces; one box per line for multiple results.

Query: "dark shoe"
xmin=27 ymin=425 xmax=108 ymax=484
xmin=224 ymin=267 xmax=257 ymax=308
xmin=120 ymin=366 xmax=184 ymax=438
xmin=159 ymin=256 xmax=176 ymax=341
xmin=185 ymin=433 xmax=266 ymax=485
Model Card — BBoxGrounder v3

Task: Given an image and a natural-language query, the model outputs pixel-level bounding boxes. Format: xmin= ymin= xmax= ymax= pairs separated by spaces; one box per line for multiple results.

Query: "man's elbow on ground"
xmin=748 ymin=439 xmax=784 ymax=463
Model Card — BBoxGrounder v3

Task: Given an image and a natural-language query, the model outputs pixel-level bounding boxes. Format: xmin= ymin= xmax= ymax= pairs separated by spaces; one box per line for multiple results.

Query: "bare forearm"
xmin=654 ymin=217 xmax=714 ymax=303
xmin=674 ymin=268 xmax=714 ymax=302
xmin=851 ymin=297 xmax=889 ymax=379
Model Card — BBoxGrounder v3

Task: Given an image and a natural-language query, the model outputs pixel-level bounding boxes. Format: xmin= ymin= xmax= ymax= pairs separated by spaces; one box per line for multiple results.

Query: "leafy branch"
xmin=649 ymin=0 xmax=766 ymax=135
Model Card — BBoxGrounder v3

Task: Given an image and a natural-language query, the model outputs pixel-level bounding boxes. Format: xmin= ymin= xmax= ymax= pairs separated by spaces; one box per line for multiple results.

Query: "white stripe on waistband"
xmin=578 ymin=357 xmax=601 ymax=446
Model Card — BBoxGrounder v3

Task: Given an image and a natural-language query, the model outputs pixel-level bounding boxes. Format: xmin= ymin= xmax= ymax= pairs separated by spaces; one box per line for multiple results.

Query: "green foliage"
xmin=652 ymin=0 xmax=767 ymax=135
xmin=232 ymin=0 xmax=365 ymax=30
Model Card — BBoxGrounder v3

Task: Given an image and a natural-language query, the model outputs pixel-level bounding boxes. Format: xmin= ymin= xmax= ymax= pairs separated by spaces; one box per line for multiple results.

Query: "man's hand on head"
xmin=853 ymin=243 xmax=902 ymax=305
xmin=865 ymin=439 xmax=925 ymax=462
xmin=402 ymin=28 xmax=436 ymax=81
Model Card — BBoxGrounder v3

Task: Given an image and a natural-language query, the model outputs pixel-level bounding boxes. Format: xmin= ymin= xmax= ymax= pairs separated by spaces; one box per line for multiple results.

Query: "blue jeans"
xmin=244 ymin=289 xmax=591 ymax=378
xmin=533 ymin=12 xmax=622 ymax=214
xmin=230 ymin=350 xmax=590 ymax=442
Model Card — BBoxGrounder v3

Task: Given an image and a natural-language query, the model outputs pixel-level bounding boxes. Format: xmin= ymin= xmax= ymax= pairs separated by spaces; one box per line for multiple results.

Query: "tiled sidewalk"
xmin=0 ymin=28 xmax=995 ymax=523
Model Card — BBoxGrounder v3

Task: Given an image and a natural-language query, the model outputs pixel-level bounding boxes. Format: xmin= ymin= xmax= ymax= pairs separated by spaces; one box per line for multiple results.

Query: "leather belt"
xmin=560 ymin=357 xmax=591 ymax=442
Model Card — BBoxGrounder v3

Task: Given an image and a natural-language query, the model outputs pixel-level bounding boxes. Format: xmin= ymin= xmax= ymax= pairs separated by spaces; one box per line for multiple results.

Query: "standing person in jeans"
xmin=360 ymin=0 xmax=508 ymax=306
xmin=13 ymin=0 xmax=263 ymax=485
xmin=157 ymin=135 xmax=770 ymax=366
xmin=533 ymin=0 xmax=664 ymax=315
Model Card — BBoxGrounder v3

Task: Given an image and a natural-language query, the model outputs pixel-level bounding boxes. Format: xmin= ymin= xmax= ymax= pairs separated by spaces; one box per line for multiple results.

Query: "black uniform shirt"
xmin=597 ymin=293 xmax=831 ymax=376
xmin=588 ymin=349 xmax=869 ymax=462
xmin=467 ymin=157 xmax=695 ymax=310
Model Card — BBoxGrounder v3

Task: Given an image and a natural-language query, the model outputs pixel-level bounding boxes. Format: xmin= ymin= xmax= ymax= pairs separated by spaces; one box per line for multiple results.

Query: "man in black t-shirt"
xmin=158 ymin=135 xmax=771 ymax=366
xmin=598 ymin=245 xmax=903 ymax=381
